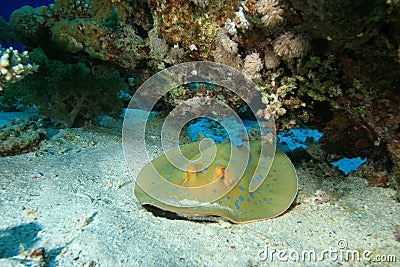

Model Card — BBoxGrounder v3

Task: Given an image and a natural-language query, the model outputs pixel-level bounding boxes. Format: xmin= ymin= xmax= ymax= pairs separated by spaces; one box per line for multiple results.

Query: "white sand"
xmin=0 ymin=110 xmax=399 ymax=266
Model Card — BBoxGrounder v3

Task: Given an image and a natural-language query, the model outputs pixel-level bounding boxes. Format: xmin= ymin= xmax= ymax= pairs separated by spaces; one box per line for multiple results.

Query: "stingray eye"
xmin=221 ymin=167 xmax=226 ymax=173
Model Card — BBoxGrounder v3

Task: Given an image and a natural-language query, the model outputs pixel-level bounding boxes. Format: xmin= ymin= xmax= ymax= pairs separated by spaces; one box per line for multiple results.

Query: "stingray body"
xmin=134 ymin=140 xmax=298 ymax=223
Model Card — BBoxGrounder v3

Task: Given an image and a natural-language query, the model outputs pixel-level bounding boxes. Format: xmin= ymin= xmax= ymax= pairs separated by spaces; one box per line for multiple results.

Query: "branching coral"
xmin=0 ymin=46 xmax=38 ymax=91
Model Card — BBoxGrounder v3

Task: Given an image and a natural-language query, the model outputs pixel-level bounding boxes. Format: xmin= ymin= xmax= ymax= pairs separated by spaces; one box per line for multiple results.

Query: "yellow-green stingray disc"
xmin=134 ymin=141 xmax=298 ymax=223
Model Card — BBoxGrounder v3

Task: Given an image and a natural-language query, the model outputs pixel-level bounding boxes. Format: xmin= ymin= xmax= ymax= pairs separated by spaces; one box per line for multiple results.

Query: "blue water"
xmin=0 ymin=0 xmax=54 ymax=21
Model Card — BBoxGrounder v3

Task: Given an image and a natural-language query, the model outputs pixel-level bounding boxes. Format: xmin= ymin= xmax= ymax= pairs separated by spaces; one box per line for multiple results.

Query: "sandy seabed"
xmin=0 ymin=110 xmax=399 ymax=267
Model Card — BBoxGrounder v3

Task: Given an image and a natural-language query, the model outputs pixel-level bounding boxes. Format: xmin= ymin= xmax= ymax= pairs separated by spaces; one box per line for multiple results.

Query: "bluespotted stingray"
xmin=134 ymin=140 xmax=298 ymax=223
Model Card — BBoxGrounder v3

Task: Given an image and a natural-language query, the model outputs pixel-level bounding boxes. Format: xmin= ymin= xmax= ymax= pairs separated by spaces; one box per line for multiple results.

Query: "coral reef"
xmin=0 ymin=46 xmax=38 ymax=91
xmin=3 ymin=0 xmax=400 ymax=179
xmin=2 ymin=49 xmax=126 ymax=127
xmin=51 ymin=19 xmax=110 ymax=59
xmin=0 ymin=16 xmax=16 ymax=46
xmin=0 ymin=117 xmax=47 ymax=157
xmin=149 ymin=0 xmax=240 ymax=60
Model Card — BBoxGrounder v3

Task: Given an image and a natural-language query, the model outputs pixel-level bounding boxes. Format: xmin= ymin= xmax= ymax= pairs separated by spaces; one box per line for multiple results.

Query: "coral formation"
xmin=3 ymin=0 xmax=400 ymax=178
xmin=256 ymin=0 xmax=284 ymax=27
xmin=242 ymin=52 xmax=263 ymax=80
xmin=0 ymin=46 xmax=38 ymax=91
xmin=272 ymin=32 xmax=309 ymax=59
xmin=0 ymin=117 xmax=47 ymax=157
xmin=3 ymin=49 xmax=126 ymax=127
xmin=51 ymin=19 xmax=110 ymax=59
xmin=0 ymin=17 xmax=16 ymax=46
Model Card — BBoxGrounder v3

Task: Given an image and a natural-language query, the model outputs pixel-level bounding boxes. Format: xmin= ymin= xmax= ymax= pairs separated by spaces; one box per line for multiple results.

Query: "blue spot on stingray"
xmin=249 ymin=161 xmax=254 ymax=165
xmin=168 ymin=187 xmax=172 ymax=191
xmin=250 ymin=193 xmax=254 ymax=198
xmin=173 ymin=188 xmax=178 ymax=192
xmin=226 ymin=195 xmax=231 ymax=200
xmin=270 ymin=190 xmax=274 ymax=193
xmin=262 ymin=166 xmax=267 ymax=170
xmin=152 ymin=181 xmax=156 ymax=185
xmin=235 ymin=200 xmax=240 ymax=210
xmin=212 ymin=189 xmax=217 ymax=193
xmin=247 ymin=198 xmax=251 ymax=202
xmin=200 ymin=171 xmax=204 ymax=174
xmin=263 ymin=197 xmax=268 ymax=201
xmin=215 ymin=163 xmax=221 ymax=167
xmin=239 ymin=186 xmax=245 ymax=191
xmin=219 ymin=200 xmax=222 ymax=204
xmin=204 ymin=167 xmax=209 ymax=170
xmin=238 ymin=167 xmax=242 ymax=173
xmin=251 ymin=210 xmax=255 ymax=213
xmin=273 ymin=169 xmax=277 ymax=172
xmin=186 ymin=193 xmax=190 ymax=196
xmin=273 ymin=178 xmax=278 ymax=182
xmin=266 ymin=184 xmax=270 ymax=187
xmin=270 ymin=197 xmax=273 ymax=200
xmin=156 ymin=185 xmax=161 ymax=189
xmin=269 ymin=174 xmax=273 ymax=178
xmin=254 ymin=202 xmax=258 ymax=206
xmin=239 ymin=196 xmax=244 ymax=201
xmin=259 ymin=200 xmax=263 ymax=204
xmin=261 ymin=161 xmax=266 ymax=165
xmin=232 ymin=158 xmax=237 ymax=163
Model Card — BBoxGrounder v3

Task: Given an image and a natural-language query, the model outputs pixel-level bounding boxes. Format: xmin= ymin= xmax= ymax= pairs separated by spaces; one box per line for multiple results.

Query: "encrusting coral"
xmin=0 ymin=117 xmax=47 ymax=157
